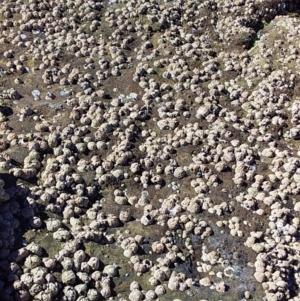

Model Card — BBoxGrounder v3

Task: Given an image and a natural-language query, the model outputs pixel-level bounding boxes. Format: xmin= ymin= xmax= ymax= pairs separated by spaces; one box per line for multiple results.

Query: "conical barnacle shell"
xmin=152 ymin=241 xmax=165 ymax=254
xmin=199 ymin=277 xmax=212 ymax=287
xmin=53 ymin=228 xmax=71 ymax=241
xmin=45 ymin=218 xmax=61 ymax=232
xmin=63 ymin=286 xmax=77 ymax=301
xmin=100 ymin=285 xmax=111 ymax=298
xmin=129 ymin=289 xmax=144 ymax=301
xmin=173 ymin=167 xmax=186 ymax=179
xmin=25 ymin=242 xmax=43 ymax=256
xmin=103 ymin=264 xmax=118 ymax=277
xmin=24 ymin=255 xmax=41 ymax=269
xmin=61 ymin=270 xmax=76 ymax=285
xmin=87 ymin=257 xmax=99 ymax=270
xmin=155 ymin=285 xmax=166 ymax=296
xmin=20 ymin=273 xmax=33 ymax=287
xmin=253 ymin=271 xmax=266 ymax=283
xmin=29 ymin=283 xmax=43 ymax=296
xmin=87 ymin=289 xmax=99 ymax=301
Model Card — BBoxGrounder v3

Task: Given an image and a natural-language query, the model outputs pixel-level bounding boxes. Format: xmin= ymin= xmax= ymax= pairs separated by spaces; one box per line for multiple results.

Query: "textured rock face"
xmin=1 ymin=0 xmax=300 ymax=301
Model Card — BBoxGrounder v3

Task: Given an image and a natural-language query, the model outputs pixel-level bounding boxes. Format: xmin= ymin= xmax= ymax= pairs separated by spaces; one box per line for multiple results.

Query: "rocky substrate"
xmin=0 ymin=0 xmax=300 ymax=301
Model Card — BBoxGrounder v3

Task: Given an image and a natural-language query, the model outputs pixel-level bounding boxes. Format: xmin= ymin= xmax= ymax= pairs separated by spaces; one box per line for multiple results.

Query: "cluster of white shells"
xmin=0 ymin=0 xmax=300 ymax=301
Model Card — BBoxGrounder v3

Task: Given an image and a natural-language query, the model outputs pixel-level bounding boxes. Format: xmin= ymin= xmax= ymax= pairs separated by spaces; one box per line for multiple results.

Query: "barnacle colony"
xmin=0 ymin=0 xmax=300 ymax=301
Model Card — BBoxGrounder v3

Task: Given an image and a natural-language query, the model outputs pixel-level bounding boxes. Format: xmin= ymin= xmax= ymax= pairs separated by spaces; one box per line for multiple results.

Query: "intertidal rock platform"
xmin=0 ymin=0 xmax=300 ymax=301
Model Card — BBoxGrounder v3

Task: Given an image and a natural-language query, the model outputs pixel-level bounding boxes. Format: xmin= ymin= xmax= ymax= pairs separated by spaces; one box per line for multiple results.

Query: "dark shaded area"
xmin=0 ymin=106 xmax=13 ymax=117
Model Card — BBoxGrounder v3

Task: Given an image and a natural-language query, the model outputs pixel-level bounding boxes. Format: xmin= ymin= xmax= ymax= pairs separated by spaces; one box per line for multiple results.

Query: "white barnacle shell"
xmin=76 ymin=272 xmax=91 ymax=284
xmin=126 ymin=241 xmax=139 ymax=255
xmin=154 ymin=285 xmax=166 ymax=296
xmin=130 ymin=255 xmax=140 ymax=265
xmin=31 ymin=266 xmax=47 ymax=280
xmin=167 ymin=275 xmax=180 ymax=291
xmin=74 ymin=250 xmax=87 ymax=263
xmin=148 ymin=277 xmax=159 ymax=286
xmin=62 ymin=270 xmax=76 ymax=285
xmin=184 ymin=221 xmax=195 ymax=232
xmin=129 ymin=289 xmax=144 ymax=301
xmin=223 ymin=266 xmax=235 ymax=278
xmin=74 ymin=284 xmax=88 ymax=297
xmin=252 ymin=243 xmax=264 ymax=253
xmin=123 ymin=249 xmax=134 ymax=258
xmin=44 ymin=282 xmax=59 ymax=296
xmin=215 ymin=161 xmax=228 ymax=172
xmin=294 ymin=202 xmax=300 ymax=212
xmin=23 ymin=157 xmax=41 ymax=169
xmin=63 ymin=286 xmax=77 ymax=301
xmin=264 ymin=293 xmax=281 ymax=301
xmin=119 ymin=211 xmax=131 ymax=223
xmin=34 ymin=291 xmax=52 ymax=301
xmin=63 ymin=239 xmax=81 ymax=253
xmin=114 ymin=195 xmax=128 ymax=205
xmin=30 ymin=216 xmax=42 ymax=228
xmin=100 ymin=285 xmax=111 ymax=298
xmin=187 ymin=200 xmax=201 ymax=214
xmin=133 ymin=261 xmax=150 ymax=274
xmin=45 ymin=218 xmax=61 ymax=232
xmin=140 ymin=213 xmax=154 ymax=226
xmin=24 ymin=254 xmax=42 ymax=269
xmin=87 ymin=257 xmax=99 ymax=271
xmin=167 ymin=217 xmax=179 ymax=230
xmin=130 ymin=162 xmax=140 ymax=174
xmin=253 ymin=271 xmax=266 ymax=283
xmin=25 ymin=242 xmax=43 ymax=256
xmin=173 ymin=167 xmax=186 ymax=179
xmin=74 ymin=196 xmax=89 ymax=208
xmin=199 ymin=277 xmax=212 ymax=287
xmin=111 ymin=169 xmax=125 ymax=180
xmin=129 ymin=281 xmax=141 ymax=291
xmin=29 ymin=283 xmax=43 ymax=296
xmin=152 ymin=242 xmax=165 ymax=254
xmin=244 ymin=236 xmax=256 ymax=248
xmin=20 ymin=273 xmax=33 ymax=287
xmin=153 ymin=269 xmax=168 ymax=282
xmin=53 ymin=228 xmax=71 ymax=241
xmin=106 ymin=214 xmax=120 ymax=227
xmin=75 ymin=142 xmax=87 ymax=153
xmin=103 ymin=264 xmax=118 ymax=277
xmin=70 ymin=217 xmax=82 ymax=228
xmin=215 ymin=281 xmax=226 ymax=292
xmin=204 ymin=251 xmax=219 ymax=265
xmin=87 ymin=289 xmax=99 ymax=301
xmin=80 ymin=261 xmax=91 ymax=274
xmin=42 ymin=257 xmax=56 ymax=270
xmin=145 ymin=290 xmax=157 ymax=300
